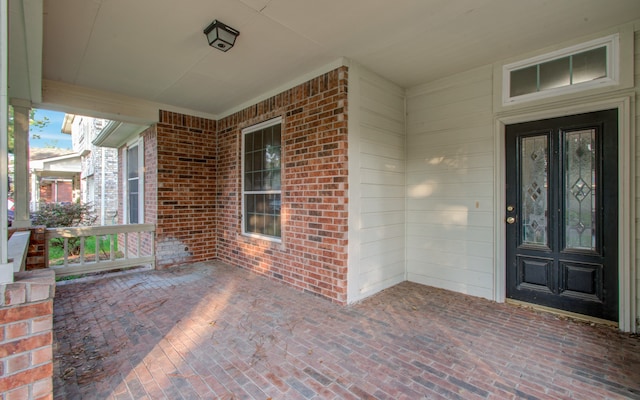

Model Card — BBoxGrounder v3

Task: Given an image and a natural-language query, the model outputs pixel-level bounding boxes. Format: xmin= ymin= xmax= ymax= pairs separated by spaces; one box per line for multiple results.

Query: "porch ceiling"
xmin=15 ymin=0 xmax=640 ymax=121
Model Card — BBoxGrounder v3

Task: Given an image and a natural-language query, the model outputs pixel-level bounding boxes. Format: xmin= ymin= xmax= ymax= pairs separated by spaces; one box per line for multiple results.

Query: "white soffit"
xmin=8 ymin=0 xmax=42 ymax=102
xmin=93 ymin=120 xmax=149 ymax=149
xmin=32 ymin=0 xmax=640 ymax=119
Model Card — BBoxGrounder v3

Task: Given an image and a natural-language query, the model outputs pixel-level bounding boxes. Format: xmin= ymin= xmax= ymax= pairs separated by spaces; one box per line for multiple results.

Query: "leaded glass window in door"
xmin=564 ymin=129 xmax=596 ymax=250
xmin=521 ymin=135 xmax=548 ymax=246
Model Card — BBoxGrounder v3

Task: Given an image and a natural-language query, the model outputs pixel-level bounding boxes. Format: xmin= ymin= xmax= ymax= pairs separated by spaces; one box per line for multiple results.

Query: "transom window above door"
xmin=503 ymin=34 xmax=619 ymax=105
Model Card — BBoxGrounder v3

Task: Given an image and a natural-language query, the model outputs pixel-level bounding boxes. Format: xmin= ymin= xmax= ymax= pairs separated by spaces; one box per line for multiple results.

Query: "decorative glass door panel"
xmin=564 ymin=129 xmax=596 ymax=251
xmin=521 ymin=135 xmax=549 ymax=247
xmin=505 ymin=110 xmax=618 ymax=321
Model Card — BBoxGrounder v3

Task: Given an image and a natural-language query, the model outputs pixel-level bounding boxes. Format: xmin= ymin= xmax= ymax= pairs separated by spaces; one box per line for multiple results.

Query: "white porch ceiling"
xmin=23 ymin=0 xmax=640 ymax=120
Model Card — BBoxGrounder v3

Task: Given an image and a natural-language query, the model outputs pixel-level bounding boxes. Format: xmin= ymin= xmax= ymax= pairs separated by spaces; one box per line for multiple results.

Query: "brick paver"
xmin=53 ymin=261 xmax=640 ymax=399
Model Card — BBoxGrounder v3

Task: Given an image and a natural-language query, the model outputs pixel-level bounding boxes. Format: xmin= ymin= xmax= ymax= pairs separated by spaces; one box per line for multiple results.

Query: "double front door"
xmin=505 ymin=109 xmax=618 ymax=321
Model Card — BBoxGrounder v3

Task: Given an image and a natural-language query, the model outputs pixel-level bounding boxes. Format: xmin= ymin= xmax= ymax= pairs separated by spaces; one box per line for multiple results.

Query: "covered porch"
xmin=4 ymin=1 xmax=640 ymax=398
xmin=53 ymin=261 xmax=640 ymax=400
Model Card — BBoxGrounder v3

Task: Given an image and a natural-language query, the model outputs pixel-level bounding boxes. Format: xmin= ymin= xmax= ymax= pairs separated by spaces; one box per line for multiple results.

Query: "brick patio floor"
xmin=53 ymin=261 xmax=640 ymax=400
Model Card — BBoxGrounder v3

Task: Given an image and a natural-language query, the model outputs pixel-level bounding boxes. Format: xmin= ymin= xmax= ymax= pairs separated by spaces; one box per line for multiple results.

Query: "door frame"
xmin=494 ymin=94 xmax=636 ymax=332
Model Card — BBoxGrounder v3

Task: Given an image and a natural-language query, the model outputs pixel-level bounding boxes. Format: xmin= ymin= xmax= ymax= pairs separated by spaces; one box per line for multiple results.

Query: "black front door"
xmin=505 ymin=109 xmax=618 ymax=321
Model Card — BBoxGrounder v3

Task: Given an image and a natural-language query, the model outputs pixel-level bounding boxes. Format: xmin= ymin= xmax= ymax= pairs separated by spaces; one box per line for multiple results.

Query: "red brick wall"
xmin=216 ymin=67 xmax=349 ymax=303
xmin=7 ymin=226 xmax=47 ymax=270
xmin=116 ymin=67 xmax=349 ymax=302
xmin=38 ymin=185 xmax=51 ymax=203
xmin=0 ymin=270 xmax=55 ymax=399
xmin=154 ymin=112 xmax=217 ymax=267
xmin=27 ymin=227 xmax=46 ymax=270
xmin=38 ymin=182 xmax=73 ymax=204
xmin=55 ymin=183 xmax=72 ymax=203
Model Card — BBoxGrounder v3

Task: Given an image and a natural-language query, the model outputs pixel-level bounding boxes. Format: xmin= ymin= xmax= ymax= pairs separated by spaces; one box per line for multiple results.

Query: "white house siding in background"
xmin=348 ymin=62 xmax=406 ymax=302
xmin=405 ymin=66 xmax=495 ymax=300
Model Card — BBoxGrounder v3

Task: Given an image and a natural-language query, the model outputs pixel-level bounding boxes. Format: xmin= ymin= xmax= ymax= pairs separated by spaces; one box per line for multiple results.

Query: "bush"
xmin=32 ymin=202 xmax=98 ymax=255
xmin=31 ymin=201 xmax=97 ymax=228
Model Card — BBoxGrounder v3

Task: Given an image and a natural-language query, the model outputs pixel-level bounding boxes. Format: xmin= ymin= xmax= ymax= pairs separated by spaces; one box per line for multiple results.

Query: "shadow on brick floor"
xmin=53 ymin=261 xmax=640 ymax=400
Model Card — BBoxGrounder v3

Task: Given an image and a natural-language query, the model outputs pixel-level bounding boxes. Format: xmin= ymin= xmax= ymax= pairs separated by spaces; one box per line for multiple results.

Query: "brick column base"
xmin=0 ymin=270 xmax=55 ymax=400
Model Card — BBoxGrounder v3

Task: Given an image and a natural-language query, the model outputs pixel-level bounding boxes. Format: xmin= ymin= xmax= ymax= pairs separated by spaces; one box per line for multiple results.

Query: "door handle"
xmin=506 ymin=216 xmax=516 ymax=224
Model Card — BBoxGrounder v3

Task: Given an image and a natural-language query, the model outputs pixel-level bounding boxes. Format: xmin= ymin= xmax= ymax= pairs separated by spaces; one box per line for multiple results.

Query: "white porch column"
xmin=11 ymin=100 xmax=31 ymax=228
xmin=0 ymin=0 xmax=11 ymax=283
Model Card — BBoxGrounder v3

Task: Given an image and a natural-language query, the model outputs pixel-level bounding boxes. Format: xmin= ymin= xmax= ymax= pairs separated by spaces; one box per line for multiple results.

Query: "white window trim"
xmin=241 ymin=116 xmax=283 ymax=243
xmin=502 ymin=34 xmax=619 ymax=106
xmin=122 ymin=138 xmax=144 ymax=224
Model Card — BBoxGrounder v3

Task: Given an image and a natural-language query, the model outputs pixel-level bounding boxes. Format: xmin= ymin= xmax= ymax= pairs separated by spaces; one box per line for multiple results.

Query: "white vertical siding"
xmin=405 ymin=66 xmax=495 ymax=300
xmin=347 ymin=62 xmax=406 ymax=303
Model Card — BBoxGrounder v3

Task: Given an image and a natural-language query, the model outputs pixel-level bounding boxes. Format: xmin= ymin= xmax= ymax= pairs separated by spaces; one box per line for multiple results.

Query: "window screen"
xmin=243 ymin=120 xmax=282 ymax=239
xmin=127 ymin=145 xmax=140 ymax=224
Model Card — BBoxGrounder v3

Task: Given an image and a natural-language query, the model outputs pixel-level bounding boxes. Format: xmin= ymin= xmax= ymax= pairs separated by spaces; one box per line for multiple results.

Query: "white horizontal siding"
xmin=360 ymin=224 xmax=405 ymax=243
xmin=361 ymin=140 xmax=404 ymax=161
xmin=406 ymin=181 xmax=493 ymax=199
xmin=359 ymin=262 xmax=406 ymax=294
xmin=409 ymin=126 xmax=493 ymax=147
xmin=407 ymin=223 xmax=493 ymax=242
xmin=361 ymin=153 xmax=404 ymax=172
xmin=362 ymin=169 xmax=405 ymax=187
xmin=348 ymin=62 xmax=406 ymax=302
xmin=408 ymin=137 xmax=494 ymax=159
xmin=360 ymin=184 xmax=405 ymax=199
xmin=361 ymin=197 xmax=404 ymax=213
xmin=407 ymin=196 xmax=493 ymax=212
xmin=406 ymin=64 xmax=495 ymax=300
xmin=406 ymin=235 xmax=493 ymax=258
xmin=407 ymin=79 xmax=493 ymax=110
xmin=407 ymin=95 xmax=491 ymax=124
xmin=407 ymin=170 xmax=494 ymax=191
xmin=407 ymin=153 xmax=495 ymax=173
xmin=359 ymin=212 xmax=404 ymax=229
xmin=407 ymin=110 xmax=492 ymax=133
xmin=408 ymin=210 xmax=494 ymax=228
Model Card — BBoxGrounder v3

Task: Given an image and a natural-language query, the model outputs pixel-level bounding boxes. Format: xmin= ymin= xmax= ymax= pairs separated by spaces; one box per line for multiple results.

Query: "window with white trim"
xmin=242 ymin=117 xmax=282 ymax=241
xmin=503 ymin=34 xmax=619 ymax=105
xmin=124 ymin=140 xmax=144 ymax=224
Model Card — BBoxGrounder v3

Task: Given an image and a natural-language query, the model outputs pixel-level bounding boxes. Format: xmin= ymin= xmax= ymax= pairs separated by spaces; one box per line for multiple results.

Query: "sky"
xmin=29 ymin=109 xmax=72 ymax=149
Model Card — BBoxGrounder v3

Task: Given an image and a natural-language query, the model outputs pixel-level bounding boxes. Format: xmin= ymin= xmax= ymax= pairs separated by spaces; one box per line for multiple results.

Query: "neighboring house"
xmin=62 ymin=115 xmax=119 ymax=225
xmin=29 ymin=148 xmax=81 ymax=210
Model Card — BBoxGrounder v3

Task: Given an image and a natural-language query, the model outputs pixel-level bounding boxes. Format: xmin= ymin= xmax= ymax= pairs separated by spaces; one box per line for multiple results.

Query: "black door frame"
xmin=505 ymin=109 xmax=618 ymax=321
xmin=496 ymin=98 xmax=635 ymax=331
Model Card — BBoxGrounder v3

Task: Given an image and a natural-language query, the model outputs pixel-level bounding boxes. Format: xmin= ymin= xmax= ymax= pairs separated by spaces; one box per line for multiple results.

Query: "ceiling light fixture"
xmin=203 ymin=20 xmax=240 ymax=52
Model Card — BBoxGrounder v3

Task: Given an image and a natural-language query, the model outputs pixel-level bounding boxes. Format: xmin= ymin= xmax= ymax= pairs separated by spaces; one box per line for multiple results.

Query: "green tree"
xmin=7 ymin=106 xmax=50 ymax=153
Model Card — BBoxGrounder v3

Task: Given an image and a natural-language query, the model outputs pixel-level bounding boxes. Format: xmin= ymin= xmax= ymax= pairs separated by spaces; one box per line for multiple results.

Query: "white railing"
xmin=8 ymin=231 xmax=30 ymax=272
xmin=46 ymin=224 xmax=155 ymax=277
